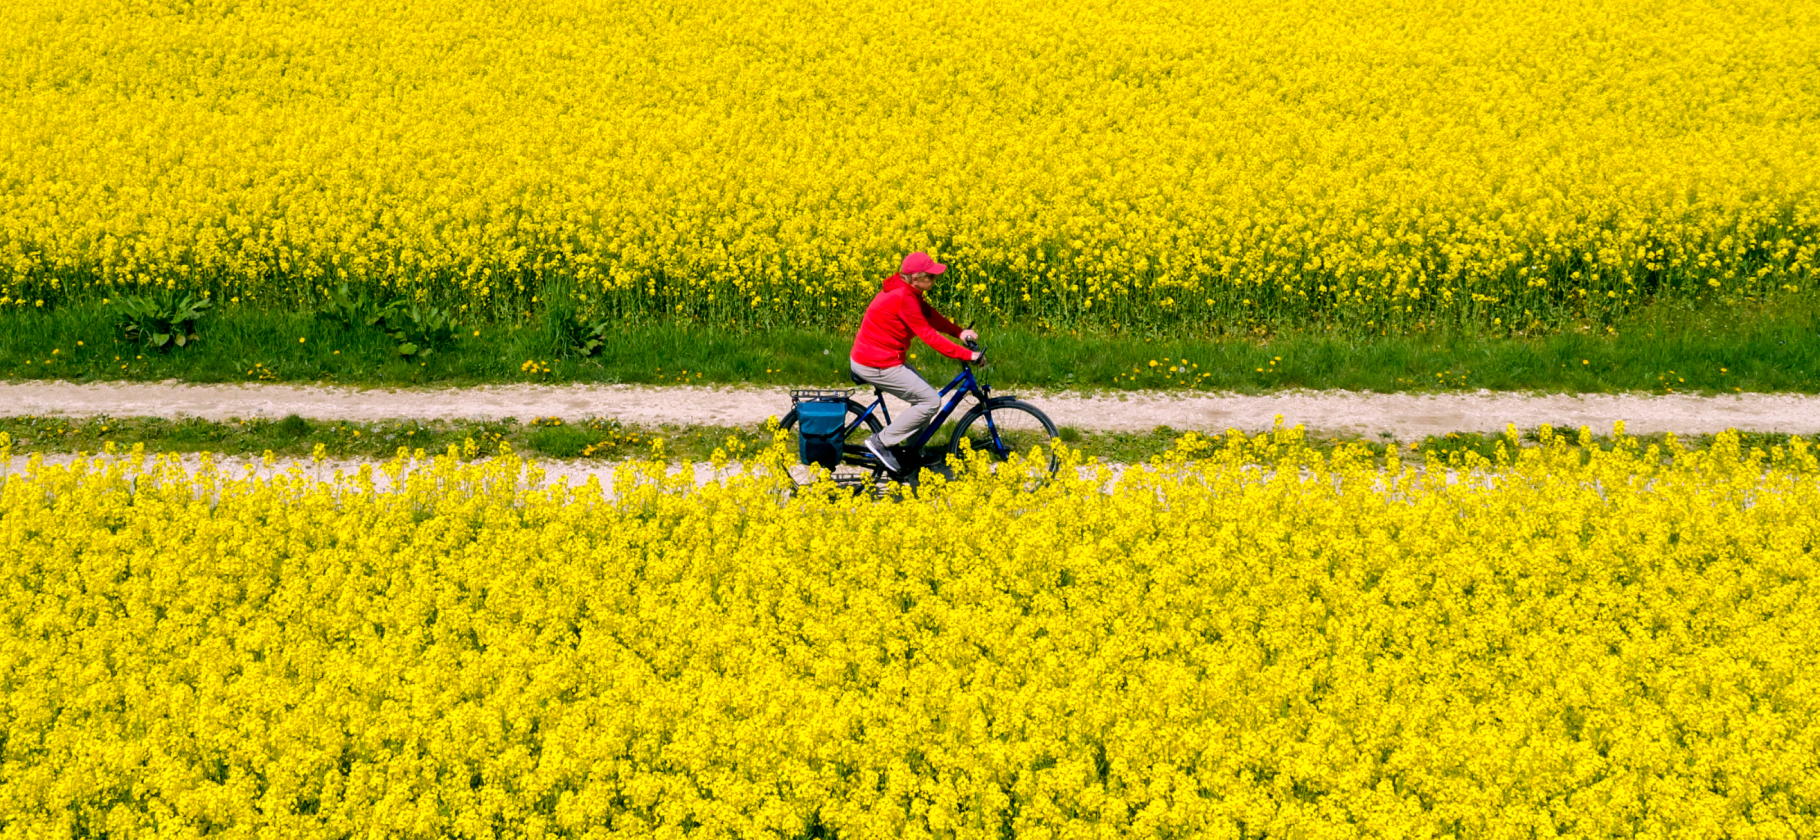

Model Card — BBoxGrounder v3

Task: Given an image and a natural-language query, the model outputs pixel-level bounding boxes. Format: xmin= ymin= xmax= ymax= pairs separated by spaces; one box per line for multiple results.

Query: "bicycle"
xmin=779 ymin=339 xmax=1058 ymax=493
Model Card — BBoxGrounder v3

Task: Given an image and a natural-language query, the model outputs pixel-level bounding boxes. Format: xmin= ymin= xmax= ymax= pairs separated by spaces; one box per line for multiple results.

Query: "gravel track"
xmin=2 ymin=452 xmax=799 ymax=495
xmin=3 ymin=452 xmax=1098 ymax=496
xmin=4 ymin=380 xmax=1819 ymax=438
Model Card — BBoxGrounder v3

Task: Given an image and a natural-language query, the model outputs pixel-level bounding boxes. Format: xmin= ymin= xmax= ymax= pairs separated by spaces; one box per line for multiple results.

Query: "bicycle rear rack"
xmin=790 ymin=388 xmax=853 ymax=404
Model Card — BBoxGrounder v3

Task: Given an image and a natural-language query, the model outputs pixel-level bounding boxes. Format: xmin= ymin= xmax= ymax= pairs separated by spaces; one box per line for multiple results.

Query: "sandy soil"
xmin=4 ymin=380 xmax=1819 ymax=438
xmin=0 ymin=452 xmax=775 ymax=494
xmin=2 ymin=452 xmax=1096 ymax=495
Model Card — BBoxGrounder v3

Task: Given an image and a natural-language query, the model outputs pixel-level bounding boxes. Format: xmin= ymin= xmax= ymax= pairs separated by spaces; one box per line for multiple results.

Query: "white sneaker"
xmin=865 ymin=437 xmax=900 ymax=473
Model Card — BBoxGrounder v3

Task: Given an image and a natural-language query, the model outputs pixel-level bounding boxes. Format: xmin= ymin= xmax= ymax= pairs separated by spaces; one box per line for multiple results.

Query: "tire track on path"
xmin=4 ymin=380 xmax=1818 ymax=438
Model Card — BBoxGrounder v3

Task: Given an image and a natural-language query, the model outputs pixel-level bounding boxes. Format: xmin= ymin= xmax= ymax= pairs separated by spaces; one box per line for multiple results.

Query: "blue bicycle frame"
xmin=838 ymin=364 xmax=995 ymax=471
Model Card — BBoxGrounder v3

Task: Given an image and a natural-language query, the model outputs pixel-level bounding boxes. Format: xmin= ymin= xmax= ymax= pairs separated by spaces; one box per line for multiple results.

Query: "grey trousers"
xmin=850 ymin=360 xmax=941 ymax=447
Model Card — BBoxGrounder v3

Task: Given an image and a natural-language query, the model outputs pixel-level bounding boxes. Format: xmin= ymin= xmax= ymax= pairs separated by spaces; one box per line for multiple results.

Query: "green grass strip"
xmin=1 ymin=296 xmax=1816 ymax=393
xmin=4 ymin=414 xmax=1815 ymax=470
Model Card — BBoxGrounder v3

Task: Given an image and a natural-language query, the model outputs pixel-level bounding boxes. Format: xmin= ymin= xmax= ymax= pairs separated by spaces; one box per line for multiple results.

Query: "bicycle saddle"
xmin=848 ymin=370 xmax=868 ymax=386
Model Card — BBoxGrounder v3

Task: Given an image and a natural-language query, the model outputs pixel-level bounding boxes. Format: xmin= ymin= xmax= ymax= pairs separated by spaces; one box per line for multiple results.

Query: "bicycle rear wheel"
xmin=779 ymin=399 xmax=886 ymax=488
xmin=947 ymin=399 xmax=1059 ymax=475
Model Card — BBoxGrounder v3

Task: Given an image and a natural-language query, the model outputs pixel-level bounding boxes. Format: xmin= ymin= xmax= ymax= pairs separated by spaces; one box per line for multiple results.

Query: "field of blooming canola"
xmin=1 ymin=0 xmax=1818 ymax=333
xmin=2 ymin=429 xmax=1817 ymax=837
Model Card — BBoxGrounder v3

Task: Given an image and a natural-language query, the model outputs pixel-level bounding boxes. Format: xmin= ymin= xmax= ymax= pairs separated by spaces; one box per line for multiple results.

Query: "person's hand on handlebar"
xmin=959 ymin=328 xmax=979 ymax=345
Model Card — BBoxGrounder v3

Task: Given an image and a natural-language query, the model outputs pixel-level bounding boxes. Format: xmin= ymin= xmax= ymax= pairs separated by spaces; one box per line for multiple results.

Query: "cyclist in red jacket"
xmin=849 ymin=252 xmax=981 ymax=473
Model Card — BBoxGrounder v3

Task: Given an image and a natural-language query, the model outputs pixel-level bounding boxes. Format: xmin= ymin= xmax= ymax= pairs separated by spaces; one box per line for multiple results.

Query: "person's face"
xmin=907 ymin=272 xmax=936 ymax=292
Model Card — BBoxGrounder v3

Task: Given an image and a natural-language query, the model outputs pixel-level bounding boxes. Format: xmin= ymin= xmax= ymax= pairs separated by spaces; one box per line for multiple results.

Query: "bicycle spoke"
xmin=783 ymin=397 xmax=884 ymax=486
xmin=951 ymin=401 xmax=1058 ymax=474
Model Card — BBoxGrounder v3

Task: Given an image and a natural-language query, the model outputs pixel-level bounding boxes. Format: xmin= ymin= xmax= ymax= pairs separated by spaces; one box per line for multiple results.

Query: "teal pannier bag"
xmin=796 ymin=398 xmax=848 ymax=469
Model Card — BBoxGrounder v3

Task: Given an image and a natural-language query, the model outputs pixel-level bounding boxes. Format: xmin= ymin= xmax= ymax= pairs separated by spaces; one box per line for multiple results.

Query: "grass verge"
xmin=1 ymin=295 xmax=1815 ymax=393
xmin=3 ymin=414 xmax=1814 ymax=470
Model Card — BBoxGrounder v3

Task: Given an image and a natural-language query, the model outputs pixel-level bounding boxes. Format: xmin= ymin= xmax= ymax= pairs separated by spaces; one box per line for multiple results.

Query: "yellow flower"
xmin=0 ymin=430 xmax=1811 ymax=834
xmin=0 ymin=0 xmax=1809 ymax=340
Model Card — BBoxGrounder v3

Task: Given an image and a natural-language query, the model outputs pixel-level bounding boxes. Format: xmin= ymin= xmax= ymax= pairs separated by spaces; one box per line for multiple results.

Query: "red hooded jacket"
xmin=849 ymin=274 xmax=972 ymax=368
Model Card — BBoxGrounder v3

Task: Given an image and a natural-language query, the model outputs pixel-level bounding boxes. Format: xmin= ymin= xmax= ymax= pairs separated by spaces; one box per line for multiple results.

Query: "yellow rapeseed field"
xmin=0 ymin=0 xmax=1817 ymax=332
xmin=2 ymin=428 xmax=1817 ymax=836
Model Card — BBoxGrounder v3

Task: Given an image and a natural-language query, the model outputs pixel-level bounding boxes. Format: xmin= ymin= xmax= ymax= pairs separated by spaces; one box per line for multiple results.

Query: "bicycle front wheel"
xmin=947 ymin=399 xmax=1059 ymax=475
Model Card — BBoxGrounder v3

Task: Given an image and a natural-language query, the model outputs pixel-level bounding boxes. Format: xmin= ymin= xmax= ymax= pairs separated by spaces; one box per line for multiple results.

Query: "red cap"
xmin=900 ymin=252 xmax=947 ymax=276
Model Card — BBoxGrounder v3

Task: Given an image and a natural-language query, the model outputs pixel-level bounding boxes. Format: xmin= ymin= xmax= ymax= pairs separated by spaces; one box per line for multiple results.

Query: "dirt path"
xmin=4 ymin=380 xmax=1818 ymax=438
xmin=1 ymin=452 xmax=798 ymax=494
